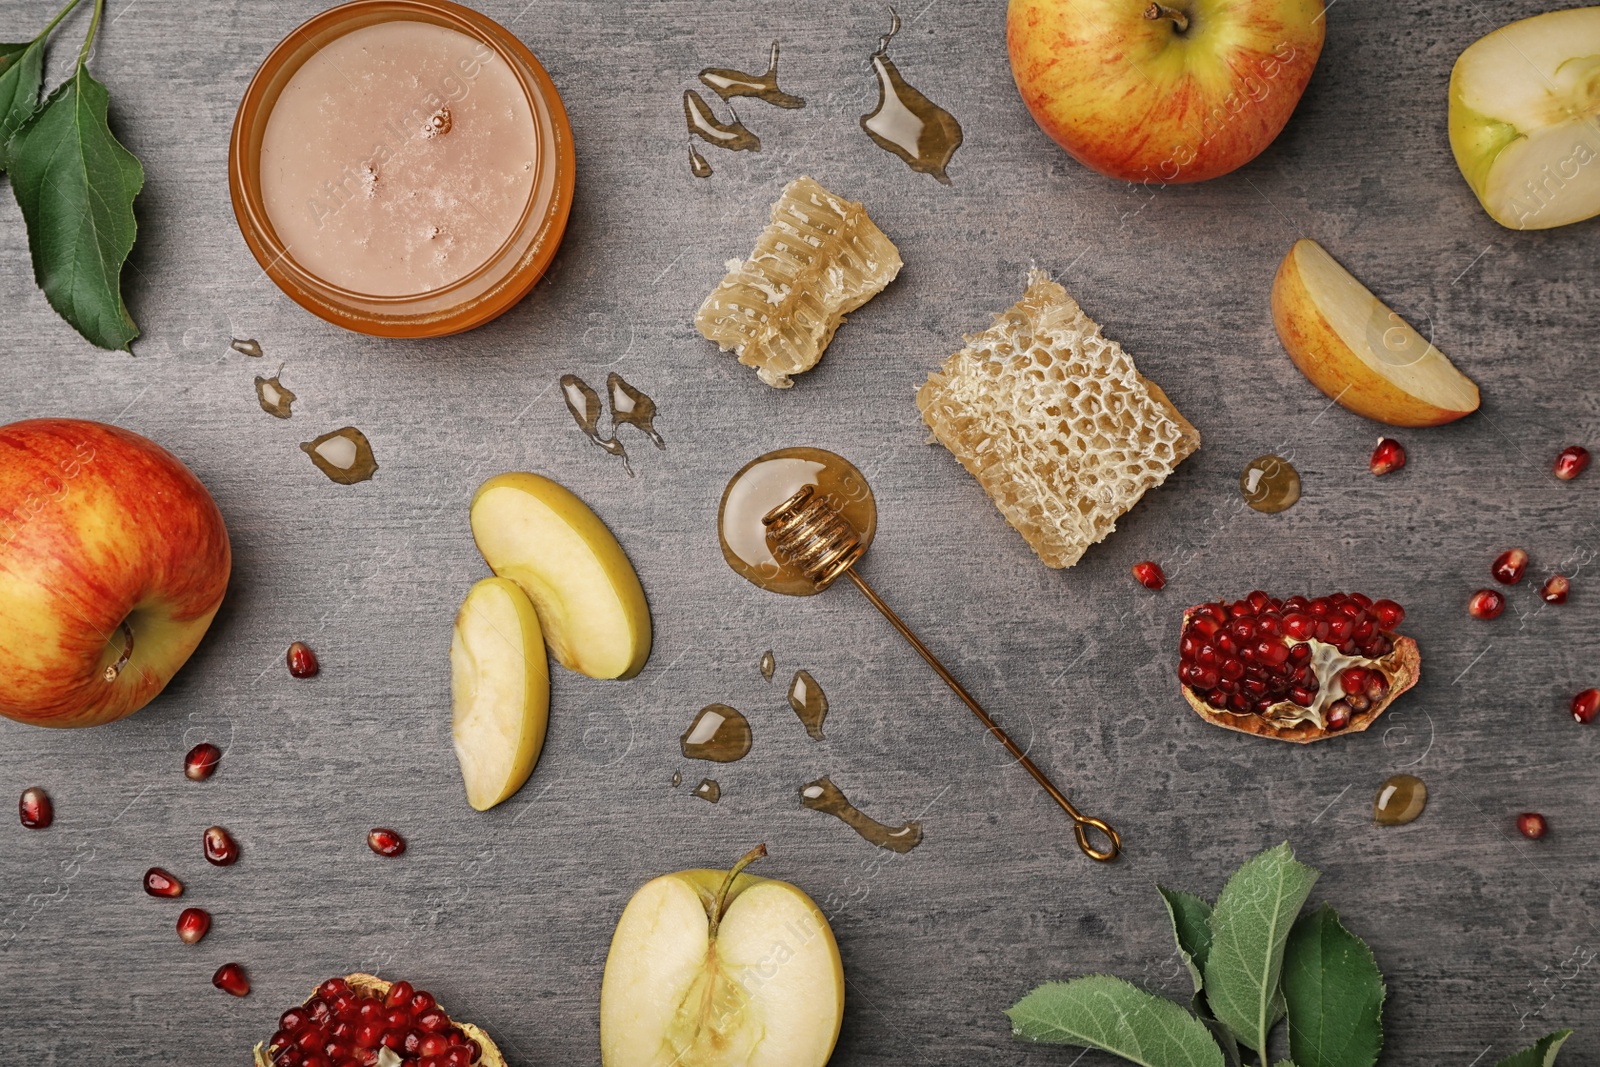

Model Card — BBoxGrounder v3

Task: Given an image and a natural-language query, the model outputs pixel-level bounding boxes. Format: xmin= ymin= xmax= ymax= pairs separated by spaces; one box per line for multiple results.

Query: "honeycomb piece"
xmin=695 ymin=176 xmax=902 ymax=388
xmin=916 ymin=271 xmax=1200 ymax=569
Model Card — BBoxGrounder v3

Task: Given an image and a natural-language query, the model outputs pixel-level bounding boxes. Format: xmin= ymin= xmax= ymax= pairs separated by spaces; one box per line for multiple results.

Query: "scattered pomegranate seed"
xmin=203 ymin=825 xmax=240 ymax=866
xmin=1542 ymin=575 xmax=1570 ymax=604
xmin=1131 ymin=560 xmax=1166 ymax=590
xmin=1572 ymin=689 xmax=1600 ymax=724
xmin=176 ymin=907 xmax=211 ymax=944
xmin=1554 ymin=446 xmax=1590 ymax=481
xmin=1517 ymin=812 xmax=1549 ymax=839
xmin=287 ymin=640 xmax=320 ymax=678
xmin=1369 ymin=437 xmax=1406 ymax=476
xmin=183 ymin=742 xmax=222 ymax=781
xmin=213 ymin=962 xmax=250 ymax=997
xmin=368 ymin=828 xmax=406 ymax=857
xmin=143 ymin=867 xmax=183 ymax=897
xmin=1468 ymin=589 xmax=1505 ymax=620
xmin=18 ymin=787 xmax=52 ymax=829
xmin=1491 ymin=548 xmax=1529 ymax=585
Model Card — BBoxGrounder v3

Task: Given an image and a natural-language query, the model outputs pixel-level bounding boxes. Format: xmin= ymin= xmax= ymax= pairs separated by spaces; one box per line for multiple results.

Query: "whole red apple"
xmin=0 ymin=420 xmax=230 ymax=728
xmin=1008 ymin=0 xmax=1325 ymax=184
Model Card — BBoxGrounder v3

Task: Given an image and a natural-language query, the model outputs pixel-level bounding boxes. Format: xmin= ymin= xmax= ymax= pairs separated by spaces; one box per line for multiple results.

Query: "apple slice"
xmin=470 ymin=473 xmax=651 ymax=680
xmin=1449 ymin=7 xmax=1600 ymax=230
xmin=450 ymin=577 xmax=550 ymax=811
xmin=1272 ymin=239 xmax=1480 ymax=427
xmin=600 ymin=846 xmax=844 ymax=1067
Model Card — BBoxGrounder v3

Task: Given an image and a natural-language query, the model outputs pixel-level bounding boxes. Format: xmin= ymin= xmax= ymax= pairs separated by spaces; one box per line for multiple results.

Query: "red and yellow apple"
xmin=0 ymin=419 xmax=231 ymax=728
xmin=1007 ymin=0 xmax=1325 ymax=183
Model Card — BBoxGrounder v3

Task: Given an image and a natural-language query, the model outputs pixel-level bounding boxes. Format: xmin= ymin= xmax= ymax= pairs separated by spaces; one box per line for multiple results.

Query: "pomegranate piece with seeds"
xmin=1491 ymin=548 xmax=1528 ymax=585
xmin=1131 ymin=561 xmax=1165 ymax=590
xmin=204 ymin=825 xmax=240 ymax=866
xmin=1542 ymin=575 xmax=1570 ymax=604
xmin=1517 ymin=812 xmax=1549 ymax=839
xmin=287 ymin=641 xmax=320 ymax=678
xmin=214 ymin=963 xmax=251 ymax=997
xmin=254 ymin=973 xmax=506 ymax=1067
xmin=1572 ymin=689 xmax=1599 ymax=724
xmin=185 ymin=743 xmax=222 ymax=780
xmin=177 ymin=907 xmax=211 ymax=944
xmin=1177 ymin=591 xmax=1419 ymax=742
xmin=18 ymin=787 xmax=52 ymax=829
xmin=1369 ymin=437 xmax=1406 ymax=476
xmin=1468 ymin=589 xmax=1505 ymax=619
xmin=143 ymin=867 xmax=183 ymax=897
xmin=1554 ymin=445 xmax=1590 ymax=481
xmin=368 ymin=828 xmax=406 ymax=857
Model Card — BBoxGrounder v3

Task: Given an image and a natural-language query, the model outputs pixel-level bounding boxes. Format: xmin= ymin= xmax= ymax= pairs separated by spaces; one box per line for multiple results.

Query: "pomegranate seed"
xmin=1370 ymin=599 xmax=1404 ymax=630
xmin=1468 ymin=589 xmax=1505 ymax=619
xmin=1131 ymin=561 xmax=1165 ymax=590
xmin=18 ymin=787 xmax=52 ymax=829
xmin=419 ymin=1034 xmax=450 ymax=1056
xmin=213 ymin=962 xmax=250 ymax=997
xmin=417 ymin=1008 xmax=451 ymax=1034
xmin=1339 ymin=667 xmax=1370 ymax=694
xmin=203 ymin=825 xmax=240 ymax=866
xmin=1368 ymin=437 xmax=1405 ymax=476
xmin=1325 ymin=701 xmax=1353 ymax=730
xmin=1491 ymin=548 xmax=1529 ymax=585
xmin=384 ymin=980 xmax=414 ymax=1011
xmin=410 ymin=991 xmax=436 ymax=1015
xmin=282 ymin=1007 xmax=311 ymax=1032
xmin=176 ymin=906 xmax=211 ymax=944
xmin=1542 ymin=575 xmax=1570 ymax=604
xmin=143 ymin=867 xmax=183 ymax=897
xmin=403 ymin=1030 xmax=424 ymax=1054
xmin=368 ymin=828 xmax=406 ymax=857
xmin=287 ymin=641 xmax=320 ymax=678
xmin=184 ymin=742 xmax=222 ymax=781
xmin=319 ymin=977 xmax=349 ymax=1000
xmin=1572 ymin=689 xmax=1600 ymax=724
xmin=1554 ymin=446 xmax=1590 ymax=481
xmin=1517 ymin=812 xmax=1549 ymax=839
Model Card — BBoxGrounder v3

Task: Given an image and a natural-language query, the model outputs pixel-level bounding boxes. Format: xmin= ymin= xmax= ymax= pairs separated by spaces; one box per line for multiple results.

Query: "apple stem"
xmin=1143 ymin=2 xmax=1189 ymax=32
xmin=708 ymin=843 xmax=767 ymax=940
xmin=103 ymin=620 xmax=134 ymax=682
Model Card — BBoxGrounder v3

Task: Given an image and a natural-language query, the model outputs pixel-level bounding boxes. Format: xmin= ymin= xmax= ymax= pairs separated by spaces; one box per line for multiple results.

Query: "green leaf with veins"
xmin=1160 ymin=886 xmax=1215 ymax=997
xmin=1282 ymin=905 xmax=1384 ymax=1067
xmin=1007 ymin=975 xmax=1225 ymax=1067
xmin=8 ymin=60 xmax=144 ymax=350
xmin=1203 ymin=843 xmax=1319 ymax=1059
xmin=1494 ymin=1030 xmax=1573 ymax=1067
xmin=0 ymin=38 xmax=45 ymax=169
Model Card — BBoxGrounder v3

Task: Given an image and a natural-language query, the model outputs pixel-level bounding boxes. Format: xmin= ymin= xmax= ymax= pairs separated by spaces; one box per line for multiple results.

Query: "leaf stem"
xmin=76 ymin=0 xmax=105 ymax=67
xmin=37 ymin=0 xmax=87 ymax=41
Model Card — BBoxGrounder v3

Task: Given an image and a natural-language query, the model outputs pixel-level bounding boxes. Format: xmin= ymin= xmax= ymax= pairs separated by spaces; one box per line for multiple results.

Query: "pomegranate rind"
xmin=1178 ymin=607 xmax=1420 ymax=744
xmin=252 ymin=972 xmax=506 ymax=1067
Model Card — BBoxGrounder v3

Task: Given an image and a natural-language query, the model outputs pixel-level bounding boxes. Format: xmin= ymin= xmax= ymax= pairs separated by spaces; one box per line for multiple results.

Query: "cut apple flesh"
xmin=1273 ymin=240 xmax=1480 ymax=426
xmin=450 ymin=577 xmax=550 ymax=811
xmin=1449 ymin=7 xmax=1600 ymax=230
xmin=470 ymin=473 xmax=651 ymax=680
xmin=600 ymin=871 xmax=844 ymax=1067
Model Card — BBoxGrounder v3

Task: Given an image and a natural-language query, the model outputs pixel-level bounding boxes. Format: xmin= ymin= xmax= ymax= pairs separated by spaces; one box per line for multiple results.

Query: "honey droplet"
xmin=859 ymin=11 xmax=962 ymax=184
xmin=1373 ymin=774 xmax=1427 ymax=826
xmin=759 ymin=650 xmax=775 ymax=682
xmin=255 ymin=376 xmax=296 ymax=419
xmin=560 ymin=374 xmax=631 ymax=474
xmin=230 ymin=337 xmax=263 ymax=358
xmin=1240 ymin=454 xmax=1301 ymax=513
xmin=300 ymin=427 xmax=377 ymax=484
xmin=689 ymin=144 xmax=713 ymax=178
xmin=679 ymin=703 xmax=752 ymax=762
xmin=683 ymin=89 xmax=760 ymax=153
xmin=699 ymin=41 xmax=806 ymax=109
xmin=718 ymin=447 xmax=877 ymax=597
xmin=671 ymin=770 xmax=683 ymax=788
xmin=693 ymin=778 xmax=721 ymax=803
xmin=787 ymin=669 xmax=827 ymax=740
xmin=800 ymin=776 xmax=921 ymax=852
xmin=607 ymin=373 xmax=665 ymax=450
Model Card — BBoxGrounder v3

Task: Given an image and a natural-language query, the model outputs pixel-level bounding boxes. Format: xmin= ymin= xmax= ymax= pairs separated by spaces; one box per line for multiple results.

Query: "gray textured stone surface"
xmin=1 ymin=0 xmax=1597 ymax=1063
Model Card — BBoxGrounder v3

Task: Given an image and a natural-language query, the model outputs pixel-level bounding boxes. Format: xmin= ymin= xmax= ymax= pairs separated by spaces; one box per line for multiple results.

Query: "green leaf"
xmin=1273 ymin=1061 xmax=1300 ymax=1067
xmin=1160 ymin=886 xmax=1215 ymax=996
xmin=1195 ymin=995 xmax=1243 ymax=1067
xmin=1203 ymin=843 xmax=1320 ymax=1058
xmin=7 ymin=62 xmax=143 ymax=350
xmin=1008 ymin=975 xmax=1226 ymax=1067
xmin=1494 ymin=1030 xmax=1574 ymax=1067
xmin=0 ymin=37 xmax=45 ymax=169
xmin=1282 ymin=904 xmax=1385 ymax=1067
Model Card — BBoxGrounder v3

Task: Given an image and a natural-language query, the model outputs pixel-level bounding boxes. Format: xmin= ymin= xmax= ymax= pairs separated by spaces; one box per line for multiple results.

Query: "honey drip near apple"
xmin=301 ymin=427 xmax=378 ymax=484
xmin=680 ymin=704 xmax=752 ymax=762
xmin=788 ymin=669 xmax=828 ymax=739
xmin=801 ymin=776 xmax=922 ymax=852
xmin=1240 ymin=454 xmax=1300 ymax=513
xmin=860 ymin=10 xmax=963 ymax=184
xmin=560 ymin=373 xmax=664 ymax=474
xmin=684 ymin=41 xmax=805 ymax=177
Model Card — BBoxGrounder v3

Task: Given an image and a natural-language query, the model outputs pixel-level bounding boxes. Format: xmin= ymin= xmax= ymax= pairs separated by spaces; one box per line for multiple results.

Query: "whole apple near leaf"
xmin=1007 ymin=0 xmax=1325 ymax=183
xmin=0 ymin=419 xmax=230 ymax=728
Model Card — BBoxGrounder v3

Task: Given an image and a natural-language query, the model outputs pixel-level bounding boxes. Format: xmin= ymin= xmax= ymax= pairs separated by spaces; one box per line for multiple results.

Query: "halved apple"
xmin=470 ymin=473 xmax=651 ymax=680
xmin=600 ymin=846 xmax=845 ymax=1067
xmin=1449 ymin=7 xmax=1600 ymax=230
xmin=450 ymin=577 xmax=550 ymax=811
xmin=1272 ymin=239 xmax=1480 ymax=427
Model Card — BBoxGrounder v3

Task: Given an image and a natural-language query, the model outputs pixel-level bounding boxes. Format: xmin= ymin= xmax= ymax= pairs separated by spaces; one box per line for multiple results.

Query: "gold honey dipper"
xmin=731 ymin=462 xmax=1120 ymax=862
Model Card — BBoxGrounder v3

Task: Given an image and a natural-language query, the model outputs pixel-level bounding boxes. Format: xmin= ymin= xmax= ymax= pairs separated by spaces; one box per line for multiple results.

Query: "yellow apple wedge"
xmin=1271 ymin=239 xmax=1480 ymax=427
xmin=470 ymin=472 xmax=651 ymax=680
xmin=600 ymin=846 xmax=845 ymax=1067
xmin=450 ymin=577 xmax=550 ymax=811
